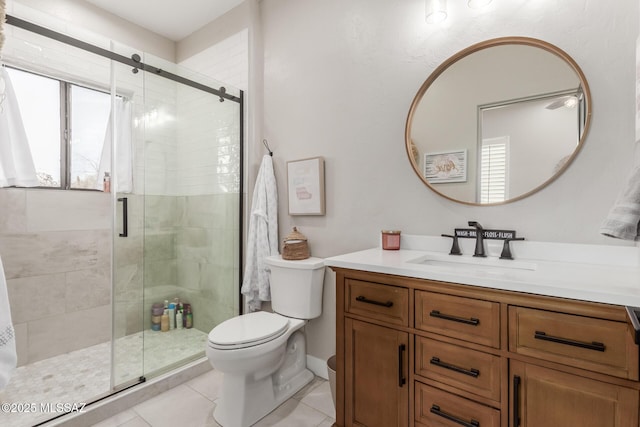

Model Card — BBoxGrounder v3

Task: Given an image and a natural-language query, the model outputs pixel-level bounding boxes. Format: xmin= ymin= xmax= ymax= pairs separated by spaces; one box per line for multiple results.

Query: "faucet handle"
xmin=441 ymin=234 xmax=462 ymax=256
xmin=500 ymin=237 xmax=525 ymax=260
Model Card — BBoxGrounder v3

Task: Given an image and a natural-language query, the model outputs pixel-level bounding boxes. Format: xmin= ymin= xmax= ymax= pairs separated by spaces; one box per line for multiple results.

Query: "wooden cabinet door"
xmin=510 ymin=360 xmax=638 ymax=427
xmin=345 ymin=319 xmax=409 ymax=427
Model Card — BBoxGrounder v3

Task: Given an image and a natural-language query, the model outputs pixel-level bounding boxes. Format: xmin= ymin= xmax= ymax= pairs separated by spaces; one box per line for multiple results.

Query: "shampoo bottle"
xmin=185 ymin=305 xmax=193 ymax=329
xmin=168 ymin=303 xmax=176 ymax=329
xmin=161 ymin=309 xmax=169 ymax=332
xmin=176 ymin=309 xmax=183 ymax=330
xmin=103 ymin=172 xmax=111 ymax=193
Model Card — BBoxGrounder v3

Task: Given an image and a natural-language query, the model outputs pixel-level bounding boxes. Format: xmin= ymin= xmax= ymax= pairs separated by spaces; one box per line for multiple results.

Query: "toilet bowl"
xmin=206 ymin=256 xmax=325 ymax=427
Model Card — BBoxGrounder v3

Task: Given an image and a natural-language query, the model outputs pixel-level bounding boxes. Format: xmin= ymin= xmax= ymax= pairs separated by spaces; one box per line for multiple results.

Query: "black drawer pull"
xmin=534 ymin=331 xmax=606 ymax=352
xmin=356 ymin=295 xmax=393 ymax=308
xmin=430 ymin=404 xmax=480 ymax=427
xmin=398 ymin=344 xmax=406 ymax=387
xmin=430 ymin=310 xmax=480 ymax=326
xmin=513 ymin=375 xmax=521 ymax=427
xmin=430 ymin=357 xmax=480 ymax=378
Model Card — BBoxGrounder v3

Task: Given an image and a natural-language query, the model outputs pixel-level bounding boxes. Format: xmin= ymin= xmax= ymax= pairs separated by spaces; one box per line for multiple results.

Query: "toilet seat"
xmin=208 ymin=311 xmax=290 ymax=350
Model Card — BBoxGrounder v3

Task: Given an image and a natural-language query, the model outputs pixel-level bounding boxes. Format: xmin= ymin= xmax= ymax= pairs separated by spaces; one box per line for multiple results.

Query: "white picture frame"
xmin=424 ymin=149 xmax=467 ymax=183
xmin=287 ymin=157 xmax=326 ymax=215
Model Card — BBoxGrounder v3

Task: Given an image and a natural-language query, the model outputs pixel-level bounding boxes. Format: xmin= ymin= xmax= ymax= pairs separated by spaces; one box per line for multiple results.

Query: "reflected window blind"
xmin=480 ymin=138 xmax=508 ymax=203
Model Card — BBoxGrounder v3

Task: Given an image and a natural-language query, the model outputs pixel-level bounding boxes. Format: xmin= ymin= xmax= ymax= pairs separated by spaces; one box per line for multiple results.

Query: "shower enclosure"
xmin=0 ymin=14 xmax=242 ymax=427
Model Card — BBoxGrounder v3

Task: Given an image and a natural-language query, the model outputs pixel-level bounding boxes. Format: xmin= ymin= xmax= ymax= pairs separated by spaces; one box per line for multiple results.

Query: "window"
xmin=7 ymin=67 xmax=111 ymax=189
xmin=479 ymin=136 xmax=509 ymax=204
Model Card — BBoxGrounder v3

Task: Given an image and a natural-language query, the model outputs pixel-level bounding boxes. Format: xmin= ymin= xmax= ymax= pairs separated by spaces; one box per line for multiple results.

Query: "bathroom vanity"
xmin=326 ymin=235 xmax=640 ymax=427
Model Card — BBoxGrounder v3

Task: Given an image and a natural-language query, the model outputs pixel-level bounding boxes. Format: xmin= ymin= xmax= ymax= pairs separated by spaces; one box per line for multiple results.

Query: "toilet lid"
xmin=208 ymin=311 xmax=289 ymax=349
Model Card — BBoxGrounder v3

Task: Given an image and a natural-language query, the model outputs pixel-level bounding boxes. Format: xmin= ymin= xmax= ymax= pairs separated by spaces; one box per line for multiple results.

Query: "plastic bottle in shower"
xmin=168 ymin=303 xmax=176 ymax=329
xmin=103 ymin=172 xmax=111 ymax=193
xmin=176 ymin=309 xmax=183 ymax=330
xmin=185 ymin=305 xmax=193 ymax=329
xmin=161 ymin=309 xmax=169 ymax=332
xmin=151 ymin=302 xmax=164 ymax=331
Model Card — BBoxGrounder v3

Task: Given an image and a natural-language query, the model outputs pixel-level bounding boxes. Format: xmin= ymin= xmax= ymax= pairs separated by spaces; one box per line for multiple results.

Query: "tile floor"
xmin=92 ymin=370 xmax=336 ymax=427
xmin=0 ymin=328 xmax=208 ymax=427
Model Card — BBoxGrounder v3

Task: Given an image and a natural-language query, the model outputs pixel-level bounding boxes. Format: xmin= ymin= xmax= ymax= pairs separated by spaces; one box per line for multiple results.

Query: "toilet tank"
xmin=265 ymin=255 xmax=325 ymax=319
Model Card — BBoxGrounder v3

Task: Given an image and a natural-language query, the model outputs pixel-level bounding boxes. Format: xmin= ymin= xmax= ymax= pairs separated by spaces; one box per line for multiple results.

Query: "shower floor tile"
xmin=0 ymin=328 xmax=207 ymax=427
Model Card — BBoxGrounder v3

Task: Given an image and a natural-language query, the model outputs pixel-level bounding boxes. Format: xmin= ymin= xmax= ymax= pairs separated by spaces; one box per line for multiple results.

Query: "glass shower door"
xmin=139 ymin=54 xmax=242 ymax=378
xmin=111 ymin=54 xmax=146 ymax=389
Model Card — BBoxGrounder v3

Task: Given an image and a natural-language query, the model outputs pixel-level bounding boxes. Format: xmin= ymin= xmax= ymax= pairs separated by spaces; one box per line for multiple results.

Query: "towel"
xmin=0 ymin=67 xmax=39 ymax=188
xmin=0 ymin=255 xmax=16 ymax=390
xmin=96 ymin=98 xmax=133 ymax=193
xmin=241 ymin=155 xmax=279 ymax=311
xmin=600 ymin=165 xmax=640 ymax=240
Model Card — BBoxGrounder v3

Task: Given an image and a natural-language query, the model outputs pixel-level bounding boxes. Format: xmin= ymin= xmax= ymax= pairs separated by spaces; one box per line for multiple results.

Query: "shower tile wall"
xmin=0 ymin=21 xmax=241 ymax=373
xmin=0 ymin=11 xmax=115 ymax=367
xmin=115 ymin=56 xmax=241 ymax=338
xmin=140 ymin=193 xmax=239 ymax=334
xmin=0 ymin=189 xmax=111 ymax=366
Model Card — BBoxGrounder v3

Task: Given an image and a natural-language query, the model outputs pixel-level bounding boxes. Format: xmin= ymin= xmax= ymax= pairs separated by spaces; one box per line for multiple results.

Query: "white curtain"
xmin=96 ymin=98 xmax=133 ymax=193
xmin=0 ymin=67 xmax=39 ymax=188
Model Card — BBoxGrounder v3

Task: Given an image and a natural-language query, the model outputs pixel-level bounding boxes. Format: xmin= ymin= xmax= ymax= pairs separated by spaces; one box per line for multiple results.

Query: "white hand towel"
xmin=0 ymin=255 xmax=17 ymax=390
xmin=0 ymin=67 xmax=39 ymax=188
xmin=241 ymin=155 xmax=279 ymax=311
xmin=600 ymin=165 xmax=640 ymax=240
xmin=96 ymin=98 xmax=133 ymax=193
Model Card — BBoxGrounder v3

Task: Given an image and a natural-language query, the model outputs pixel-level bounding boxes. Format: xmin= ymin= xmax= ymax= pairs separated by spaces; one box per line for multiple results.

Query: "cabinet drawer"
xmin=509 ymin=306 xmax=639 ymax=380
xmin=416 ymin=336 xmax=501 ymax=402
xmin=415 ymin=291 xmax=500 ymax=348
xmin=346 ymin=279 xmax=409 ymax=326
xmin=415 ymin=382 xmax=500 ymax=427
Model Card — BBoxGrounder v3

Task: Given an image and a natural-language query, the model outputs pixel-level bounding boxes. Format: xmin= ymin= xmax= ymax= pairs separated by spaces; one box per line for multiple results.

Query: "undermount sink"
xmin=407 ymin=253 xmax=537 ymax=271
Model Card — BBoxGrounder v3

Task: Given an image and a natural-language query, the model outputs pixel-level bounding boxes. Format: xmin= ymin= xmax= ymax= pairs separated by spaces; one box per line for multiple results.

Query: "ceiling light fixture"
xmin=468 ymin=0 xmax=492 ymax=9
xmin=425 ymin=0 xmax=448 ymax=24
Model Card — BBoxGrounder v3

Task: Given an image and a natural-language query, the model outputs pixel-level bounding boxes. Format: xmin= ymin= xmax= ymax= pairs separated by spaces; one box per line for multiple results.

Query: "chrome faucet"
xmin=468 ymin=221 xmax=486 ymax=257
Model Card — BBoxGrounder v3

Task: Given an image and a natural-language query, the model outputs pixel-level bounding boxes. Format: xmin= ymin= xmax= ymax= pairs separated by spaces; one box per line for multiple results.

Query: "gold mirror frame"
xmin=405 ymin=37 xmax=592 ymax=206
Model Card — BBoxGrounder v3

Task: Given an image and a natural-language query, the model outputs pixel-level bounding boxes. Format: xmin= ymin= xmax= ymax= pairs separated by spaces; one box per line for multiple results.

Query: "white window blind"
xmin=480 ymin=137 xmax=509 ymax=203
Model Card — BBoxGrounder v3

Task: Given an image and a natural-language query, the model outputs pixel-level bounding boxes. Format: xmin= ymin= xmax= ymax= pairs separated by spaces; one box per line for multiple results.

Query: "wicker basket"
xmin=282 ymin=227 xmax=310 ymax=260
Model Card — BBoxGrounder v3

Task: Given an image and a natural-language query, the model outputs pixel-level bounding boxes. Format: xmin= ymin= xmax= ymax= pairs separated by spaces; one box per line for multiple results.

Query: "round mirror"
xmin=405 ymin=37 xmax=591 ymax=205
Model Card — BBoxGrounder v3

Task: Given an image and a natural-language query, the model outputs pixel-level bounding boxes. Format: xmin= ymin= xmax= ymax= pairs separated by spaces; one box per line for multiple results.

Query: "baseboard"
xmin=307 ymin=354 xmax=329 ymax=380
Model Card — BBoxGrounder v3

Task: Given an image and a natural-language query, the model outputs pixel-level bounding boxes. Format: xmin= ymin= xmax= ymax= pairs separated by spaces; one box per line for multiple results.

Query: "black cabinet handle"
xmin=430 ymin=357 xmax=480 ymax=378
xmin=430 ymin=404 xmax=480 ymax=427
xmin=356 ymin=295 xmax=393 ymax=308
xmin=430 ymin=310 xmax=480 ymax=326
xmin=513 ymin=375 xmax=521 ymax=427
xmin=534 ymin=331 xmax=605 ymax=352
xmin=118 ymin=197 xmax=128 ymax=237
xmin=398 ymin=344 xmax=406 ymax=387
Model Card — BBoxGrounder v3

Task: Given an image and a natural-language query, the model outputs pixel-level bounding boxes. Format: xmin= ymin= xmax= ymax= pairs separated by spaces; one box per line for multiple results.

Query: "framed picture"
xmin=424 ymin=149 xmax=467 ymax=183
xmin=287 ymin=157 xmax=325 ymax=215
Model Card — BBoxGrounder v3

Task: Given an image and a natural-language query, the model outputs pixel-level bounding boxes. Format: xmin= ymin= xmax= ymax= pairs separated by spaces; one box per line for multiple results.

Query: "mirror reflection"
xmin=406 ymin=37 xmax=591 ymax=205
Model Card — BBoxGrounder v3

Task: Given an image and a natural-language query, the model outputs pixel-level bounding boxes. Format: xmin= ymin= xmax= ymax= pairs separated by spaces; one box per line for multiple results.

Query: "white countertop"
xmin=324 ymin=235 xmax=640 ymax=307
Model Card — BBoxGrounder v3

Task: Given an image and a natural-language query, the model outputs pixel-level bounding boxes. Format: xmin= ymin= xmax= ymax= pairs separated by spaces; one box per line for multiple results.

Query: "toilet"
xmin=206 ymin=255 xmax=325 ymax=427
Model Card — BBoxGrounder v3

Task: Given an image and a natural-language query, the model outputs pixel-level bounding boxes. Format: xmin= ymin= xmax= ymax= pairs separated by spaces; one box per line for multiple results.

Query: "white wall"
xmin=260 ymin=0 xmax=638 ymax=362
xmin=7 ymin=0 xmax=175 ymax=61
